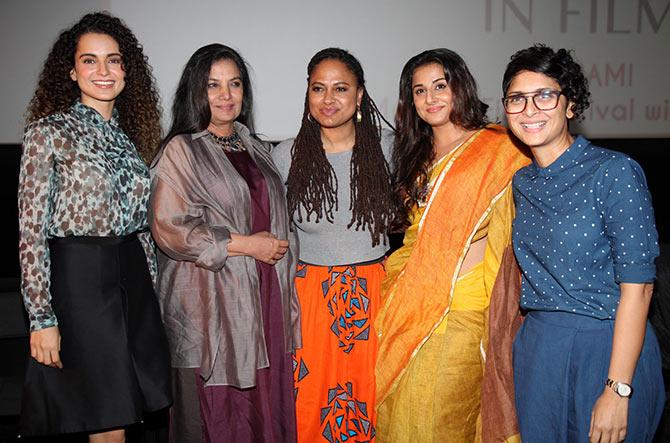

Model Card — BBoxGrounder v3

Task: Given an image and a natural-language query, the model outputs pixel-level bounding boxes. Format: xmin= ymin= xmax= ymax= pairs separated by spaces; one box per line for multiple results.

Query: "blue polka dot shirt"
xmin=513 ymin=136 xmax=659 ymax=319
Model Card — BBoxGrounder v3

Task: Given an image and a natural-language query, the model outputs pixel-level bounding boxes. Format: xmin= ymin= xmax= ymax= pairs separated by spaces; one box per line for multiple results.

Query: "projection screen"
xmin=2 ymin=0 xmax=669 ymax=143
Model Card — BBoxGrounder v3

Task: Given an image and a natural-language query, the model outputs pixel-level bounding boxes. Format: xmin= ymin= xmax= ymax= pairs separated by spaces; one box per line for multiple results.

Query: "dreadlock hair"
xmin=392 ymin=48 xmax=489 ymax=230
xmin=286 ymin=47 xmax=395 ymax=247
xmin=26 ymin=12 xmax=161 ymax=164
xmin=164 ymin=43 xmax=254 ymax=144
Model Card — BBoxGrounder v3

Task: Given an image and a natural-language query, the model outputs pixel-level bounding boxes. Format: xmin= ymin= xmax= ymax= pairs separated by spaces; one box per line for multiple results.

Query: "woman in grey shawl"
xmin=149 ymin=43 xmax=301 ymax=443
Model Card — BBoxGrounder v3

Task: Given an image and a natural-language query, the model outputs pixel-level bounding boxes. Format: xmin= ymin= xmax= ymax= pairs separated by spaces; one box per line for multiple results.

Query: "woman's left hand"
xmin=589 ymin=388 xmax=628 ymax=443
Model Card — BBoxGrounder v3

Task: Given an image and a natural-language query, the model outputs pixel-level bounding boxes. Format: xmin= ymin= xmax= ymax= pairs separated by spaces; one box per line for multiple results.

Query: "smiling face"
xmin=505 ymin=70 xmax=574 ymax=155
xmin=70 ymin=32 xmax=125 ymax=118
xmin=207 ymin=58 xmax=243 ymax=136
xmin=411 ymin=62 xmax=455 ymax=129
xmin=308 ymin=59 xmax=363 ymax=130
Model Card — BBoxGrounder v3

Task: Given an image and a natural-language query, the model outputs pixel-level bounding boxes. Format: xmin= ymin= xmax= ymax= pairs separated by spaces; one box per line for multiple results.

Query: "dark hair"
xmin=392 ymin=48 xmax=489 ymax=229
xmin=502 ymin=44 xmax=590 ymax=120
xmin=26 ymin=12 xmax=161 ymax=164
xmin=165 ymin=43 xmax=254 ymax=142
xmin=286 ymin=47 xmax=394 ymax=246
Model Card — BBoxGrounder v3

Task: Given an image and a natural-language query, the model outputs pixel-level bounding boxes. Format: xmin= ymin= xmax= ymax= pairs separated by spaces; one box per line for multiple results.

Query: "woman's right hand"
xmin=589 ymin=388 xmax=629 ymax=442
xmin=30 ymin=326 xmax=62 ymax=368
xmin=245 ymin=231 xmax=289 ymax=265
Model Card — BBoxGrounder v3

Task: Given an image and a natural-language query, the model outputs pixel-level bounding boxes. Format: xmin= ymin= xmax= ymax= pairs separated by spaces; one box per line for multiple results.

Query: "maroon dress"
xmin=186 ymin=149 xmax=296 ymax=442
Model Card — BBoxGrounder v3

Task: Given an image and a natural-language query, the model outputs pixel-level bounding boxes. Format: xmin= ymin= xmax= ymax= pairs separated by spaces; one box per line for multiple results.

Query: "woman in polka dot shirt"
xmin=502 ymin=45 xmax=664 ymax=442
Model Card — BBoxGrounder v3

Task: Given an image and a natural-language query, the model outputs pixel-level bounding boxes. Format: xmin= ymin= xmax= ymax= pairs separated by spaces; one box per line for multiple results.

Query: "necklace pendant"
xmin=208 ymin=130 xmax=245 ymax=152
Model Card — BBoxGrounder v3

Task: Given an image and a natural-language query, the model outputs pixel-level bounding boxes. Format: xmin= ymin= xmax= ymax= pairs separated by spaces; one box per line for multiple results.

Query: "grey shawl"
xmin=149 ymin=122 xmax=301 ymax=388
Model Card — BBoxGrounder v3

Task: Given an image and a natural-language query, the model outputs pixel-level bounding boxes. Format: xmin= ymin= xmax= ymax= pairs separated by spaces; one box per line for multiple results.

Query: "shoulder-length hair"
xmin=165 ymin=43 xmax=254 ymax=142
xmin=26 ymin=11 xmax=161 ymax=164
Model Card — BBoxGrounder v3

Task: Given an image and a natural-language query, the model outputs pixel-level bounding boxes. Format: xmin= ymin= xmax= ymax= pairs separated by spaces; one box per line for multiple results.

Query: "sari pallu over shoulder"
xmin=375 ymin=125 xmax=530 ymax=441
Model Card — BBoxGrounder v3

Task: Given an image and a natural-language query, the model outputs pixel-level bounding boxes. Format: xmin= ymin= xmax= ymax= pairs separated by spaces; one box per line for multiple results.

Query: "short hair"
xmin=502 ymin=44 xmax=591 ymax=120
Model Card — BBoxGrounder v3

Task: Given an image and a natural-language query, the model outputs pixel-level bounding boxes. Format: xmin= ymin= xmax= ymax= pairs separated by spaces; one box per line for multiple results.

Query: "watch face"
xmin=616 ymin=383 xmax=632 ymax=397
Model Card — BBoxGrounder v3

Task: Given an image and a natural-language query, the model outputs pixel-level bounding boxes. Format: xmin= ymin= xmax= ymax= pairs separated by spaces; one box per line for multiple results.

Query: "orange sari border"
xmin=375 ymin=125 xmax=530 ymax=406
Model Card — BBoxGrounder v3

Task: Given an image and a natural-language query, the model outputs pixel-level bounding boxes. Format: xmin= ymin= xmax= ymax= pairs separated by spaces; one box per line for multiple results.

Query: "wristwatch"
xmin=606 ymin=378 xmax=633 ymax=398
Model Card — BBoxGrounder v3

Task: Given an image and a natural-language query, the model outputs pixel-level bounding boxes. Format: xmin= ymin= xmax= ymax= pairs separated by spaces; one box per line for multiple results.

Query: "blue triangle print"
xmin=320 ymin=406 xmax=332 ymax=424
xmin=322 ymin=422 xmax=334 ymax=443
xmin=354 ymin=326 xmax=370 ymax=341
xmin=359 ymin=277 xmax=367 ymax=293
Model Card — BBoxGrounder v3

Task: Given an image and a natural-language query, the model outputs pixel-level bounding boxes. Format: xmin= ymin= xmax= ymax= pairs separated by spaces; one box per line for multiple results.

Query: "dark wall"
xmin=591 ymin=138 xmax=669 ymax=244
xmin=0 ymin=146 xmax=20 ymax=279
xmin=0 ymin=140 xmax=668 ymax=439
xmin=1 ymin=138 xmax=668 ymax=279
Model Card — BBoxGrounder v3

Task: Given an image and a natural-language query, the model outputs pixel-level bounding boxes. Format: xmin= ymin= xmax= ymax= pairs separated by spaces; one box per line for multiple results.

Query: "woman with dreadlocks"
xmin=271 ymin=47 xmax=394 ymax=442
xmin=374 ymin=49 xmax=530 ymax=442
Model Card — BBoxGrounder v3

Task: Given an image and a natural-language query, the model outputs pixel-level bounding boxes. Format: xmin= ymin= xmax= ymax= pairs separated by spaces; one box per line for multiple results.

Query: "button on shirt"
xmin=513 ymin=136 xmax=658 ymax=319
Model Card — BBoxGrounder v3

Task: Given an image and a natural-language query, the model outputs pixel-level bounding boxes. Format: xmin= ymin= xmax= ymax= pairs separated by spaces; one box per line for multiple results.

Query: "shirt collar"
xmin=71 ymin=100 xmax=120 ymax=128
xmin=525 ymin=135 xmax=589 ymax=179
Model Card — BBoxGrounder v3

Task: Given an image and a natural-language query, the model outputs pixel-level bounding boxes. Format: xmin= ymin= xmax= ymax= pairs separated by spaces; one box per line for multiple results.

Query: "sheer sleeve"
xmin=138 ymin=231 xmax=158 ymax=285
xmin=18 ymin=123 xmax=58 ymax=331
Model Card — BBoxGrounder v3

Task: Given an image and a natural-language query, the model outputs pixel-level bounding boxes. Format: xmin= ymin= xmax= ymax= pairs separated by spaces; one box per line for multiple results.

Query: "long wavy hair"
xmin=26 ymin=12 xmax=161 ymax=164
xmin=164 ymin=43 xmax=254 ymax=143
xmin=286 ymin=47 xmax=394 ymax=246
xmin=392 ymin=48 xmax=489 ymax=229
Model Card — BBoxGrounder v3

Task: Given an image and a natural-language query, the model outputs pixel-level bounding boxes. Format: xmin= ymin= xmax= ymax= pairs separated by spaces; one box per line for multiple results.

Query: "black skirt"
xmin=19 ymin=234 xmax=172 ymax=436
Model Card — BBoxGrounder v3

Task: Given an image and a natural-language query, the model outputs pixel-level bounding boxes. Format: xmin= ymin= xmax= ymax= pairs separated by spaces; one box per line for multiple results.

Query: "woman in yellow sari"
xmin=376 ymin=48 xmax=530 ymax=442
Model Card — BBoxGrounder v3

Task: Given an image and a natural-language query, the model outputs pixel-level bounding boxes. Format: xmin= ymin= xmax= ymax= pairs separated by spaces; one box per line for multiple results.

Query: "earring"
xmin=356 ymin=108 xmax=362 ymax=123
xmin=307 ymin=113 xmax=314 ymax=122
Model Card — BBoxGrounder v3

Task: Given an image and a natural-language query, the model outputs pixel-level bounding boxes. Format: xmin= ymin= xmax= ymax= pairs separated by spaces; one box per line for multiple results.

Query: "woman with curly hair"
xmin=375 ymin=48 xmax=530 ymax=442
xmin=150 ymin=43 xmax=301 ymax=442
xmin=18 ymin=12 xmax=171 ymax=440
xmin=503 ymin=45 xmax=665 ymax=442
xmin=271 ymin=47 xmax=394 ymax=442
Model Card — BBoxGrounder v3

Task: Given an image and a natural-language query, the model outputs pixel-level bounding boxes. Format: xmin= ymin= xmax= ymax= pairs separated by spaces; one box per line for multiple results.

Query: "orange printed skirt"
xmin=293 ymin=261 xmax=383 ymax=443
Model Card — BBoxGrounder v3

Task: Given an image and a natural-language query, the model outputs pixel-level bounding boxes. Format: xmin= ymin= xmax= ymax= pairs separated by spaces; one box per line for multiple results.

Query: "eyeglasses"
xmin=502 ymin=89 xmax=563 ymax=114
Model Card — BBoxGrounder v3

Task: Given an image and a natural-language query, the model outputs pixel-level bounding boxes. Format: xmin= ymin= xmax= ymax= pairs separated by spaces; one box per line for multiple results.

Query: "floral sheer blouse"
xmin=18 ymin=101 xmax=155 ymax=332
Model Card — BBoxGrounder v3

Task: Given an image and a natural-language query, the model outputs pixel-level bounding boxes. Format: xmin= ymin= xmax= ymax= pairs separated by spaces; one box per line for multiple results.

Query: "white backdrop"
xmin=2 ymin=0 xmax=669 ymax=143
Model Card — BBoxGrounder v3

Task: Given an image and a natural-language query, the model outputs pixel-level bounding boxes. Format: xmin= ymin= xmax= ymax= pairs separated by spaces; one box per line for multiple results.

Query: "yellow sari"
xmin=376 ymin=126 xmax=530 ymax=442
